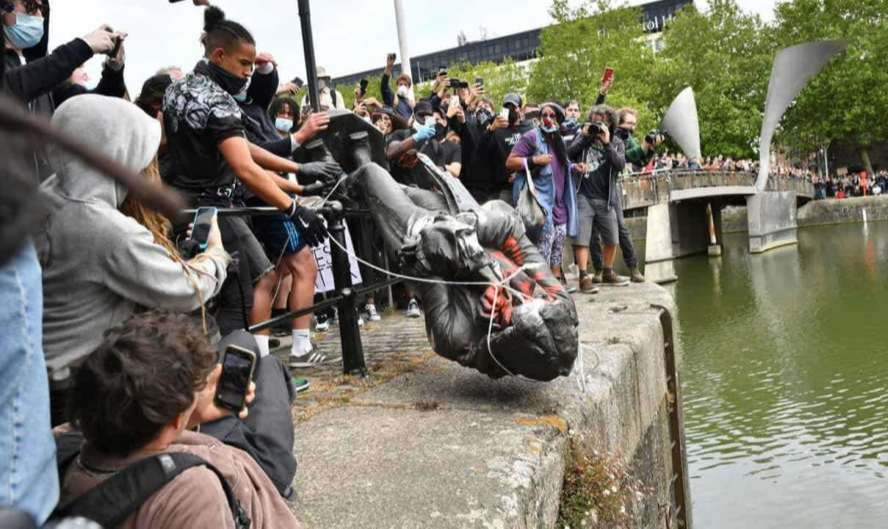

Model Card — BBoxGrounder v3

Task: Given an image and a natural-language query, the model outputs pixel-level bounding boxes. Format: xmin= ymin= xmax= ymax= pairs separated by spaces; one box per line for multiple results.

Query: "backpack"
xmin=51 ymin=430 xmax=251 ymax=529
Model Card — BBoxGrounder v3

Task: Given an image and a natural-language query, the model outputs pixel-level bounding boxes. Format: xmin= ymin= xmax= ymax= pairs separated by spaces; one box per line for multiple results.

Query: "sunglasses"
xmin=22 ymin=0 xmax=48 ymax=15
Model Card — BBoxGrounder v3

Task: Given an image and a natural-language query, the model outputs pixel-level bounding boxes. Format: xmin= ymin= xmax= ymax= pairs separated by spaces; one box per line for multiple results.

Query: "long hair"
xmin=119 ymin=157 xmax=180 ymax=260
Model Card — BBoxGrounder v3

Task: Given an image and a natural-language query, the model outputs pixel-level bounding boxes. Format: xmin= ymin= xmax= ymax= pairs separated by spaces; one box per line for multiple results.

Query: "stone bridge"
xmin=617 ymin=170 xmax=815 ymax=283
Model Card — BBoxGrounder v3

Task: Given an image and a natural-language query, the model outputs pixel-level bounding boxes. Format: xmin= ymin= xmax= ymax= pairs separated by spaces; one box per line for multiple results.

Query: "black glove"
xmin=300 ymin=181 xmax=334 ymax=197
xmin=288 ymin=202 xmax=327 ymax=247
xmin=298 ymin=161 xmax=342 ymax=183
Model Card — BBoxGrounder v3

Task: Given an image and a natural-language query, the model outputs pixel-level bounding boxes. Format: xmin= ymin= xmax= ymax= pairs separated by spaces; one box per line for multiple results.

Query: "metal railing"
xmin=620 ymin=170 xmax=816 ymax=210
xmin=183 ymin=203 xmax=399 ymax=377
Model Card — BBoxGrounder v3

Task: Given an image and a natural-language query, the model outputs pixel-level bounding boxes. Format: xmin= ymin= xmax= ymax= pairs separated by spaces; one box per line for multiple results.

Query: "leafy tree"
xmin=772 ymin=0 xmax=888 ymax=174
xmin=654 ymin=0 xmax=774 ymax=159
xmin=527 ymin=0 xmax=660 ymax=131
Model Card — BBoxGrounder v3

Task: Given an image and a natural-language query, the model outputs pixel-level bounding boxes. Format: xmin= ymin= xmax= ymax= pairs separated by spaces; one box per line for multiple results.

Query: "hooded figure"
xmin=36 ymin=95 xmax=231 ymax=375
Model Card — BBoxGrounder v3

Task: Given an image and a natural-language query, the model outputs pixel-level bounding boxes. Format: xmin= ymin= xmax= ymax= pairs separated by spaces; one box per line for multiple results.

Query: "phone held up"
xmin=359 ymin=78 xmax=369 ymax=97
xmin=189 ymin=206 xmax=217 ymax=251
xmin=601 ymin=66 xmax=615 ymax=85
xmin=215 ymin=344 xmax=257 ymax=413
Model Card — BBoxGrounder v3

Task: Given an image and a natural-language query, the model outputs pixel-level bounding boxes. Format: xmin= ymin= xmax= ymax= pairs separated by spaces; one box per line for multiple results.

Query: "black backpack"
xmin=51 ymin=431 xmax=251 ymax=529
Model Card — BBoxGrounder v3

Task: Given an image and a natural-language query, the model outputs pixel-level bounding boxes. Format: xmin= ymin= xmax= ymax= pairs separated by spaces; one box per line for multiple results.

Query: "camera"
xmin=586 ymin=121 xmax=608 ymax=136
xmin=645 ymin=129 xmax=664 ymax=144
xmin=449 ymin=78 xmax=469 ymax=89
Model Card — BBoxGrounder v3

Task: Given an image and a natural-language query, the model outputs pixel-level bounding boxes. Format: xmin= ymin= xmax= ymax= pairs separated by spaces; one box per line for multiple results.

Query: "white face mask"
xmin=318 ymin=78 xmax=328 ymax=90
xmin=397 ymin=84 xmax=409 ymax=98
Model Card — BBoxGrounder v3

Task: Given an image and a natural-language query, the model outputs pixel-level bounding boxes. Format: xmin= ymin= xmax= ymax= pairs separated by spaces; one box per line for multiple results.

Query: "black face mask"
xmin=435 ymin=123 xmax=448 ymax=140
xmin=475 ymin=108 xmax=493 ymax=128
xmin=203 ymin=60 xmax=249 ymax=97
xmin=615 ymin=127 xmax=632 ymax=141
xmin=508 ymin=108 xmax=519 ymax=126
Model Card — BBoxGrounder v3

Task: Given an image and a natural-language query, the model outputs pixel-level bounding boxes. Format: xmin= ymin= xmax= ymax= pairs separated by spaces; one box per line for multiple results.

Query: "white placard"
xmin=312 ymin=224 xmax=363 ymax=294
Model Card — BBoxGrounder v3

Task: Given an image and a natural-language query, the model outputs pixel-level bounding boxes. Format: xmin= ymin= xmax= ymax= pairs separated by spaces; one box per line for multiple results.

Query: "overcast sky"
xmin=48 ymin=0 xmax=780 ymax=93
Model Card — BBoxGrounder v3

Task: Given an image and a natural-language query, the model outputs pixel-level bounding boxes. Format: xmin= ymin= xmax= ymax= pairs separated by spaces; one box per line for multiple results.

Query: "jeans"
xmin=0 ymin=243 xmax=59 ymax=525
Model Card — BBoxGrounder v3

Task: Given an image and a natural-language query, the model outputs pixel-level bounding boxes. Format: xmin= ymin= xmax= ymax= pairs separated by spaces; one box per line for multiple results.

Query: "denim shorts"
xmin=576 ymin=194 xmax=618 ymax=246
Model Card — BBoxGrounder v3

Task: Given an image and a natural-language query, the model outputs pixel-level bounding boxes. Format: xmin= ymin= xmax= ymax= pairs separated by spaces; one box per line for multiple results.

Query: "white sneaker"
xmin=358 ymin=315 xmax=365 ymax=327
xmin=405 ymin=299 xmax=421 ymax=318
xmin=289 ymin=350 xmax=327 ymax=368
xmin=366 ymin=303 xmax=382 ymax=322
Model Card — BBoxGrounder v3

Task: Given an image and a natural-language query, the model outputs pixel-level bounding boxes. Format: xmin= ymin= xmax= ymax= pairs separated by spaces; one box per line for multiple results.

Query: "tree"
xmin=772 ymin=0 xmax=888 ymax=174
xmin=654 ymin=0 xmax=774 ymax=159
xmin=527 ymin=0 xmax=660 ymax=131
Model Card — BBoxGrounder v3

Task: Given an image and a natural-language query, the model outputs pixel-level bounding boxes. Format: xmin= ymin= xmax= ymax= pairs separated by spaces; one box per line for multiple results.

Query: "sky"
xmin=48 ymin=0 xmax=780 ymax=93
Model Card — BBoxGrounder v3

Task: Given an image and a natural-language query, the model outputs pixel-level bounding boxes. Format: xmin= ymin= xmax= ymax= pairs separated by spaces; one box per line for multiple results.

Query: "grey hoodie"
xmin=37 ymin=95 xmax=231 ymax=373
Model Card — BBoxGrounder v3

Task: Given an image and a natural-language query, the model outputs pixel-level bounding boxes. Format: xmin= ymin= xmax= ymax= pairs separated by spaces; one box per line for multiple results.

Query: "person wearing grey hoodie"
xmin=36 ymin=95 xmax=231 ymax=396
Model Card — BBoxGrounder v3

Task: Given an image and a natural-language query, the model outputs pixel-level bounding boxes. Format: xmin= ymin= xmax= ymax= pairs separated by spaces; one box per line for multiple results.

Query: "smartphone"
xmin=189 ymin=207 xmax=217 ymax=251
xmin=475 ymin=77 xmax=484 ymax=87
xmin=450 ymin=94 xmax=460 ymax=108
xmin=500 ymin=107 xmax=510 ymax=121
xmin=359 ymin=78 xmax=369 ymax=97
xmin=601 ymin=66 xmax=615 ymax=85
xmin=215 ymin=345 xmax=257 ymax=412
xmin=108 ymin=34 xmax=123 ymax=58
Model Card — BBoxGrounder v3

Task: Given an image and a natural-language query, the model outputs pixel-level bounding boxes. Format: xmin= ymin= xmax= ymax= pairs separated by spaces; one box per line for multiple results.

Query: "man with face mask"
xmin=385 ymin=100 xmax=440 ymax=185
xmin=381 ymin=52 xmax=415 ymax=119
xmin=2 ymin=1 xmax=123 ymax=109
xmin=448 ymin=96 xmax=502 ymax=203
xmin=488 ymin=93 xmax=525 ymax=203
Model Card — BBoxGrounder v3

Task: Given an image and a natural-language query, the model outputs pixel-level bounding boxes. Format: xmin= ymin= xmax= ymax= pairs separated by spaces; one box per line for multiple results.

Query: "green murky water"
xmin=671 ymin=222 xmax=888 ymax=529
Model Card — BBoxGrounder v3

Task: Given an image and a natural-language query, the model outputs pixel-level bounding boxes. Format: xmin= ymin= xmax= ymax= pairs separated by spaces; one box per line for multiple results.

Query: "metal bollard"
xmin=326 ymin=212 xmax=368 ymax=377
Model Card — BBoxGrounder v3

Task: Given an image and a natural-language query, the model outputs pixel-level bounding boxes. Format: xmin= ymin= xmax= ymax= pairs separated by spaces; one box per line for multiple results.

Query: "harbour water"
xmin=672 ymin=222 xmax=888 ymax=528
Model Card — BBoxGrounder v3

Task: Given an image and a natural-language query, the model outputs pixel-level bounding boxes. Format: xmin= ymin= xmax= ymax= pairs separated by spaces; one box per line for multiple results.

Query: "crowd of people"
xmin=812 ymin=170 xmax=888 ymax=199
xmin=3 ymin=0 xmax=872 ymax=527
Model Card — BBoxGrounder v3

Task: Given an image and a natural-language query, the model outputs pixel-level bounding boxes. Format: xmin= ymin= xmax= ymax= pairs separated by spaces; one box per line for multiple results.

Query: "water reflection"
xmin=675 ymin=222 xmax=888 ymax=529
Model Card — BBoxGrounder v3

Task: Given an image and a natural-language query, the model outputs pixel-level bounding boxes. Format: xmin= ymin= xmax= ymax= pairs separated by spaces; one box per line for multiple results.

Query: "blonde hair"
xmin=119 ymin=158 xmax=181 ymax=260
xmin=120 ymin=157 xmax=211 ymax=333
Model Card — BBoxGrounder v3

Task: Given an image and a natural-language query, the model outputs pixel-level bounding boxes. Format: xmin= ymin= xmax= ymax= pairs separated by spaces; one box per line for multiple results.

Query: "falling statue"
xmin=306 ymin=113 xmax=579 ymax=381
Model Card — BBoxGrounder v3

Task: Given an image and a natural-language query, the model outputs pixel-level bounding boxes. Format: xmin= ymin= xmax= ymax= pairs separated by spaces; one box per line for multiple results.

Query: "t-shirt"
xmin=385 ymin=130 xmax=455 ymax=184
xmin=440 ymin=140 xmax=462 ymax=167
xmin=511 ymin=130 xmax=568 ymax=225
xmin=162 ymin=69 xmax=247 ymax=193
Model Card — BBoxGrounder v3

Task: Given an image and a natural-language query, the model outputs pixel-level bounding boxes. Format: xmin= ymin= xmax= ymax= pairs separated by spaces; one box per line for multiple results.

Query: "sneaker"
xmin=405 ymin=298 xmax=421 ymax=318
xmin=292 ymin=377 xmax=311 ymax=393
xmin=591 ymin=270 xmax=603 ymax=284
xmin=289 ymin=350 xmax=328 ymax=368
xmin=630 ymin=267 xmax=645 ymax=283
xmin=269 ymin=338 xmax=281 ymax=350
xmin=559 ymin=275 xmax=578 ymax=294
xmin=366 ymin=303 xmax=382 ymax=322
xmin=579 ymin=274 xmax=600 ymax=294
xmin=358 ymin=315 xmax=365 ymax=327
xmin=315 ymin=314 xmax=330 ymax=332
xmin=601 ymin=269 xmax=630 ymax=287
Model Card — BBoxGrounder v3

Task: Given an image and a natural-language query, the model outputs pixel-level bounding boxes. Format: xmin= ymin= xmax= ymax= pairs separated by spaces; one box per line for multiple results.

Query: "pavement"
xmin=278 ymin=281 xmax=678 ymax=529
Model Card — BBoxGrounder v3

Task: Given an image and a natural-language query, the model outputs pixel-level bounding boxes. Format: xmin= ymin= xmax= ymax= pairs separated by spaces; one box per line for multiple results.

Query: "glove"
xmin=298 ymin=161 xmax=342 ymax=183
xmin=411 ymin=122 xmax=436 ymax=143
xmin=288 ymin=202 xmax=327 ymax=247
xmin=301 ymin=181 xmax=334 ymax=197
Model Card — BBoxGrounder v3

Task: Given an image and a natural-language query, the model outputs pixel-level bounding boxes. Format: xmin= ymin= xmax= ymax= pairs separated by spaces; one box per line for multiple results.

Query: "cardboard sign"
xmin=312 ymin=224 xmax=363 ymax=294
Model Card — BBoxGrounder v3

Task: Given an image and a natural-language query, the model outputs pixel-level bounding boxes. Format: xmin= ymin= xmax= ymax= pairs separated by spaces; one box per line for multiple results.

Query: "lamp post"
xmin=298 ymin=0 xmax=320 ymax=112
xmin=393 ymin=0 xmax=413 ymax=80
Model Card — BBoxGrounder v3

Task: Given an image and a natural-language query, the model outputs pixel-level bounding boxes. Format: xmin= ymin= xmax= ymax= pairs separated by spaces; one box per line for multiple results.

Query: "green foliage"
xmin=337 ymin=74 xmax=385 ymax=111
xmin=771 ymin=0 xmax=888 ymax=153
xmin=527 ymin=0 xmax=660 ymax=132
xmin=435 ymin=59 xmax=530 ymax=108
xmin=654 ymin=0 xmax=774 ymax=159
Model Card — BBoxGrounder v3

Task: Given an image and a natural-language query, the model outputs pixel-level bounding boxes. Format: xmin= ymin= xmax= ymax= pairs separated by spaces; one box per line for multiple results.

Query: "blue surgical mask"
xmin=275 ymin=117 xmax=293 ymax=132
xmin=3 ymin=13 xmax=45 ymax=50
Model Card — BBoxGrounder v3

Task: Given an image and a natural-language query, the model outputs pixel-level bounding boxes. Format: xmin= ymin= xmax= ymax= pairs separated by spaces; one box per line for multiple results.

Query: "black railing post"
xmin=326 ymin=207 xmax=368 ymax=377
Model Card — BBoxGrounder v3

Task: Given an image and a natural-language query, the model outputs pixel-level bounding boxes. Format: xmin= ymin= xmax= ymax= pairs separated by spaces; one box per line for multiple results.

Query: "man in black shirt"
xmin=163 ymin=6 xmax=338 ymax=349
xmin=488 ymin=93 xmax=524 ymax=203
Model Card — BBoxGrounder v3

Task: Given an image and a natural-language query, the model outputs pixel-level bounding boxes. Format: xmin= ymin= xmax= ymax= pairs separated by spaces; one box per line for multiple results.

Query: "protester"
xmin=506 ymin=102 xmax=580 ymax=284
xmin=162 ymin=6 xmax=337 ymax=353
xmin=299 ymin=65 xmax=345 ymax=112
xmin=37 ymin=95 xmax=230 ymax=425
xmin=381 ymin=52 xmax=414 ymax=119
xmin=487 ymin=93 xmax=525 ymax=203
xmin=58 ymin=310 xmax=301 ymax=528
xmin=568 ymin=104 xmax=629 ymax=291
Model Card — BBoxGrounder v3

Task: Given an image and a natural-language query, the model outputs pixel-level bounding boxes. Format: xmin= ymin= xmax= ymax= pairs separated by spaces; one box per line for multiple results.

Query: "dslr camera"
xmin=448 ymin=78 xmax=469 ymax=89
xmin=645 ymin=129 xmax=664 ymax=144
xmin=586 ymin=121 xmax=609 ymax=136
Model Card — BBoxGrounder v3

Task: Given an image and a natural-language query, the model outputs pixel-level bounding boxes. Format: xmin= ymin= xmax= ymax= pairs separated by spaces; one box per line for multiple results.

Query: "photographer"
xmin=58 ymin=311 xmax=300 ymax=528
xmin=568 ymin=105 xmax=628 ymax=291
xmin=488 ymin=93 xmax=524 ymax=203
xmin=450 ymin=96 xmax=502 ymax=203
xmin=587 ymin=107 xmax=661 ymax=284
xmin=381 ymin=52 xmax=414 ymax=119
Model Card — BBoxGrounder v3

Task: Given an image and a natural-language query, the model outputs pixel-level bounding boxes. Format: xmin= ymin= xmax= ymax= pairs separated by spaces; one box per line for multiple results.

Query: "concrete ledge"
xmin=292 ymin=283 xmax=679 ymax=528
